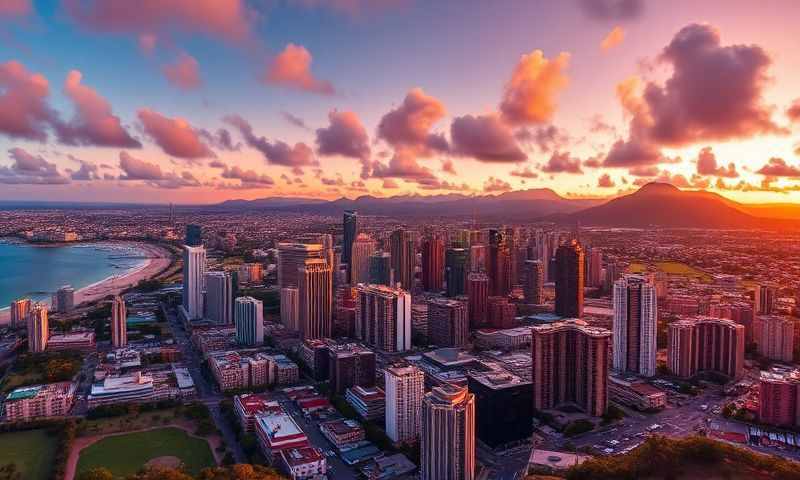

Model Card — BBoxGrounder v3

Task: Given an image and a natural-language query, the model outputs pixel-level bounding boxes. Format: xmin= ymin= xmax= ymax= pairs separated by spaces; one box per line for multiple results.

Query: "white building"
xmin=355 ymin=284 xmax=412 ymax=353
xmin=111 ymin=295 xmax=127 ymax=348
xmin=205 ymin=271 xmax=233 ymax=325
xmin=384 ymin=365 xmax=424 ymax=444
xmin=235 ymin=296 xmax=264 ymax=346
xmin=182 ymin=245 xmax=206 ymax=320
xmin=613 ymin=275 xmax=657 ymax=377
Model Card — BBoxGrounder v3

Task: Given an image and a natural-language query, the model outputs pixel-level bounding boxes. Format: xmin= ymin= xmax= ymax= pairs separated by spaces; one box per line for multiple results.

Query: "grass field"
xmin=76 ymin=427 xmax=216 ymax=477
xmin=0 ymin=430 xmax=57 ymax=480
xmin=627 ymin=261 xmax=712 ymax=282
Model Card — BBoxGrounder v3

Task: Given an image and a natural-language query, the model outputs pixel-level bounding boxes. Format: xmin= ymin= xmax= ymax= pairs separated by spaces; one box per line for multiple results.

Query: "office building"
xmin=342 ymin=210 xmax=358 ymax=276
xmin=467 ymin=372 xmax=532 ymax=448
xmin=420 ymin=385 xmax=476 ymax=480
xmin=185 ymin=224 xmax=202 ymax=246
xmin=554 ymin=240 xmax=584 ymax=318
xmin=55 ymin=285 xmax=75 ymax=313
xmin=487 ymin=296 xmax=516 ymax=329
xmin=445 ymin=248 xmax=469 ymax=297
xmin=328 ymin=343 xmax=376 ymax=394
xmin=277 ymin=242 xmax=325 ymax=290
xmin=238 ymin=263 xmax=263 ymax=284
xmin=9 ymin=299 xmax=31 ymax=329
xmin=385 ymin=365 xmax=425 ymax=444
xmin=756 ymin=315 xmax=795 ymax=362
xmin=350 ymin=233 xmax=376 ymax=285
xmin=205 ymin=271 xmax=233 ymax=325
xmin=612 ymin=275 xmax=657 ymax=377
xmin=522 ymin=260 xmax=544 ymax=304
xmin=422 ymin=237 xmax=445 ymax=292
xmin=758 ymin=369 xmax=800 ymax=429
xmin=754 ymin=284 xmax=776 ymax=315
xmin=280 ymin=287 xmax=299 ymax=331
xmin=390 ymin=229 xmax=416 ymax=290
xmin=368 ymin=251 xmax=394 ymax=286
xmin=355 ymin=284 xmax=411 ymax=352
xmin=531 ymin=319 xmax=610 ymax=417
xmin=587 ymin=248 xmax=603 ymax=287
xmin=469 ymin=244 xmax=486 ymax=273
xmin=298 ymin=259 xmax=332 ymax=340
xmin=428 ymin=298 xmax=469 ymax=348
xmin=27 ymin=303 xmax=49 ymax=353
xmin=111 ymin=295 xmax=127 ymax=348
xmin=487 ymin=229 xmax=511 ymax=296
xmin=667 ymin=317 xmax=745 ymax=379
xmin=235 ymin=296 xmax=264 ymax=346
xmin=345 ymin=386 xmax=386 ymax=421
xmin=467 ymin=272 xmax=489 ymax=329
xmin=182 ymin=245 xmax=206 ymax=321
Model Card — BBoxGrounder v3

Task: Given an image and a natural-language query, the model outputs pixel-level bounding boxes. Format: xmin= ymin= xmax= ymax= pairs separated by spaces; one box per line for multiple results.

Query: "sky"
xmin=1 ymin=0 xmax=800 ymax=204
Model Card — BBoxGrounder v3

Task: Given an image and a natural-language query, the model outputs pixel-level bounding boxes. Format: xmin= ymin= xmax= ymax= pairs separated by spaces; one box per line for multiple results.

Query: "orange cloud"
xmin=163 ymin=52 xmax=201 ymax=90
xmin=265 ymin=44 xmax=334 ymax=95
xmin=500 ymin=49 xmax=569 ymax=125
xmin=601 ymin=26 xmax=625 ymax=51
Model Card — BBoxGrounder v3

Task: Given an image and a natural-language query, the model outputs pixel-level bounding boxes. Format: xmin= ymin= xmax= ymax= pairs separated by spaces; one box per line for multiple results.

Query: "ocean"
xmin=0 ymin=240 xmax=147 ymax=307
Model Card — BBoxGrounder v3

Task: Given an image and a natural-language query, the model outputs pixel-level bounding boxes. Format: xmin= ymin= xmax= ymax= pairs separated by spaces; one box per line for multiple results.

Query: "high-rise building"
xmin=420 ymin=384 xmax=475 ymax=480
xmin=758 ymin=369 xmax=800 ymax=429
xmin=185 ymin=224 xmax=202 ymax=246
xmin=298 ymin=259 xmax=332 ymax=340
xmin=368 ymin=251 xmax=394 ymax=286
xmin=587 ymin=248 xmax=603 ymax=287
xmin=205 ymin=271 xmax=233 ymax=325
xmin=667 ymin=317 xmax=745 ymax=379
xmin=451 ymin=229 xmax=471 ymax=249
xmin=277 ymin=242 xmax=324 ymax=290
xmin=554 ymin=240 xmax=584 ymax=318
xmin=522 ymin=260 xmax=544 ymax=304
xmin=487 ymin=296 xmax=516 ymax=329
xmin=328 ymin=343 xmax=376 ymax=394
xmin=235 ymin=296 xmax=264 ymax=346
xmin=428 ymin=298 xmax=469 ymax=347
xmin=421 ymin=237 xmax=445 ymax=292
xmin=467 ymin=273 xmax=489 ymax=329
xmin=756 ymin=315 xmax=795 ymax=362
xmin=334 ymin=286 xmax=357 ymax=337
xmin=111 ymin=295 xmax=127 ymax=348
xmin=280 ymin=287 xmax=299 ymax=331
xmin=350 ymin=234 xmax=376 ymax=285
xmin=467 ymin=372 xmax=532 ymax=448
xmin=27 ymin=303 xmax=49 ymax=353
xmin=487 ymin=230 xmax=511 ymax=296
xmin=342 ymin=210 xmax=358 ymax=278
xmin=390 ymin=229 xmax=416 ymax=290
xmin=445 ymin=248 xmax=469 ymax=297
xmin=238 ymin=263 xmax=263 ymax=284
xmin=469 ymin=244 xmax=486 ymax=273
xmin=182 ymin=245 xmax=206 ymax=321
xmin=55 ymin=285 xmax=75 ymax=313
xmin=355 ymin=284 xmax=411 ymax=352
xmin=9 ymin=299 xmax=31 ymax=329
xmin=612 ymin=275 xmax=657 ymax=377
xmin=754 ymin=284 xmax=777 ymax=315
xmin=384 ymin=365 xmax=425 ymax=444
xmin=531 ymin=319 xmax=611 ymax=417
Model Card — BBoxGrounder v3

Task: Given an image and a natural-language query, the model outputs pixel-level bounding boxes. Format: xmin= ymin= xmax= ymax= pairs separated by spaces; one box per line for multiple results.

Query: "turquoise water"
xmin=0 ymin=240 xmax=146 ymax=307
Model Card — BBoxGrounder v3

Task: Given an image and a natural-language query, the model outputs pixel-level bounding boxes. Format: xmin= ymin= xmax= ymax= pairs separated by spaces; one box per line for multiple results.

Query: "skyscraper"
xmin=428 ymin=298 xmax=469 ymax=347
xmin=554 ymin=240 xmax=584 ymax=318
xmin=384 ymin=365 xmax=425 ymax=444
xmin=467 ymin=272 xmax=489 ymax=329
xmin=205 ymin=271 xmax=233 ymax=325
xmin=522 ymin=260 xmax=544 ymax=304
xmin=368 ymin=251 xmax=394 ymax=286
xmin=298 ymin=259 xmax=333 ymax=340
xmin=111 ymin=295 xmax=127 ymax=348
xmin=487 ymin=230 xmax=511 ymax=296
xmin=350 ymin=234 xmax=376 ymax=285
xmin=756 ymin=315 xmax=795 ymax=362
xmin=182 ymin=245 xmax=206 ymax=321
xmin=612 ymin=275 xmax=657 ymax=377
xmin=343 ymin=210 xmax=358 ymax=278
xmin=469 ymin=244 xmax=486 ymax=273
xmin=667 ymin=317 xmax=745 ymax=379
xmin=185 ymin=224 xmax=202 ymax=246
xmin=531 ymin=319 xmax=610 ymax=417
xmin=55 ymin=285 xmax=75 ymax=313
xmin=587 ymin=248 xmax=604 ymax=287
xmin=9 ymin=299 xmax=31 ymax=329
xmin=487 ymin=296 xmax=516 ymax=329
xmin=420 ymin=384 xmax=475 ymax=480
xmin=390 ymin=229 xmax=416 ymax=290
xmin=27 ymin=303 xmax=49 ymax=353
xmin=280 ymin=287 xmax=299 ymax=331
xmin=754 ymin=284 xmax=777 ymax=315
xmin=235 ymin=296 xmax=264 ymax=346
xmin=355 ymin=284 xmax=411 ymax=352
xmin=445 ymin=248 xmax=469 ymax=297
xmin=277 ymin=242 xmax=325 ymax=290
xmin=421 ymin=237 xmax=445 ymax=292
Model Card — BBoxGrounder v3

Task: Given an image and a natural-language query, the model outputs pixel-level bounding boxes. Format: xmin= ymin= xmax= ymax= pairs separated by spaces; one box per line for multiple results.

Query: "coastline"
xmin=0 ymin=241 xmax=173 ymax=324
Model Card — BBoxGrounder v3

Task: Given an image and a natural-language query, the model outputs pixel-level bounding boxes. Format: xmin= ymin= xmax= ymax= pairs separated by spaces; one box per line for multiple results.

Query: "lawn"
xmin=626 ymin=261 xmax=712 ymax=283
xmin=0 ymin=430 xmax=57 ymax=480
xmin=76 ymin=427 xmax=216 ymax=477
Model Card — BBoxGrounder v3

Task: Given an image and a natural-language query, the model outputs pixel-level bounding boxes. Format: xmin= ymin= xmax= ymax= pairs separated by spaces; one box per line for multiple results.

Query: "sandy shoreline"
xmin=0 ymin=241 xmax=174 ymax=324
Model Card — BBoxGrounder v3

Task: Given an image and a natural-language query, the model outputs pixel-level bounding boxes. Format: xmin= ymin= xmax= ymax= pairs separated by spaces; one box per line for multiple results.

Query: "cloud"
xmin=0 ymin=148 xmax=70 ymax=184
xmin=756 ymin=157 xmax=800 ymax=177
xmin=199 ymin=128 xmax=240 ymax=151
xmin=500 ymin=50 xmax=570 ymax=125
xmin=118 ymin=151 xmax=163 ymax=180
xmin=369 ymin=149 xmax=435 ymax=180
xmin=56 ymin=70 xmax=141 ymax=147
xmin=602 ymin=138 xmax=664 ymax=167
xmin=163 ymin=52 xmax=201 ymax=90
xmin=597 ymin=173 xmax=615 ymax=188
xmin=316 ymin=110 xmax=370 ymax=159
xmin=382 ymin=178 xmax=399 ymax=189
xmin=224 ymin=114 xmax=318 ymax=167
xmin=264 ymin=43 xmax=334 ymax=95
xmin=514 ymin=125 xmax=569 ymax=152
xmin=450 ymin=114 xmax=527 ymax=162
xmin=632 ymin=169 xmax=708 ymax=189
xmin=628 ymin=165 xmax=659 ymax=177
xmin=578 ymin=0 xmax=643 ymax=20
xmin=601 ymin=26 xmax=625 ymax=51
xmin=0 ymin=61 xmax=57 ymax=141
xmin=541 ymin=151 xmax=583 ymax=174
xmin=289 ymin=0 xmax=407 ymax=17
xmin=138 ymin=108 xmax=214 ymax=158
xmin=70 ymin=160 xmax=100 ymax=181
xmin=63 ymin=0 xmax=255 ymax=42
xmin=220 ymin=165 xmax=274 ymax=186
xmin=0 ymin=0 xmax=30 ymax=17
xmin=510 ymin=166 xmax=538 ymax=179
xmin=787 ymin=99 xmax=800 ymax=123
xmin=321 ymin=176 xmax=345 ymax=186
xmin=695 ymin=146 xmax=737 ymax=178
xmin=441 ymin=159 xmax=456 ymax=175
xmin=138 ymin=33 xmax=157 ymax=55
xmin=416 ymin=178 xmax=472 ymax=192
xmin=377 ymin=88 xmax=448 ymax=153
xmin=484 ymin=176 xmax=512 ymax=193
xmin=282 ymin=111 xmax=309 ymax=130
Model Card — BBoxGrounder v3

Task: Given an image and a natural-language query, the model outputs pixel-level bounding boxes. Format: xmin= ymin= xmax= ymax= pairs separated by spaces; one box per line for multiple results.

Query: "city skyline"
xmin=1 ymin=1 xmax=800 ymax=204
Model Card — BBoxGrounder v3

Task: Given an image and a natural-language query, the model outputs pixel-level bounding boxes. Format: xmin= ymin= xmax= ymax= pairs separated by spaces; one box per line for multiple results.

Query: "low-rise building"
xmin=279 ymin=447 xmax=326 ymax=480
xmin=234 ymin=393 xmax=280 ymax=432
xmin=608 ymin=375 xmax=667 ymax=411
xmin=47 ymin=331 xmax=96 ymax=351
xmin=474 ymin=327 xmax=532 ymax=350
xmin=319 ymin=419 xmax=365 ymax=449
xmin=4 ymin=382 xmax=76 ymax=421
xmin=255 ymin=408 xmax=309 ymax=462
xmin=345 ymin=386 xmax=386 ymax=421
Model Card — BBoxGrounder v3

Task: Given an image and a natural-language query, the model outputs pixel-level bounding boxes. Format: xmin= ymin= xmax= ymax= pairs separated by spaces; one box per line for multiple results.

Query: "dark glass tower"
xmin=342 ymin=210 xmax=358 ymax=281
xmin=555 ymin=240 xmax=584 ymax=318
xmin=445 ymin=248 xmax=469 ymax=297
xmin=185 ymin=224 xmax=202 ymax=246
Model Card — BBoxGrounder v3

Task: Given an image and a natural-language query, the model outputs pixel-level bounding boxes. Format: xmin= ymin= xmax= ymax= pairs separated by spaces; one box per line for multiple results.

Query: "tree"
xmin=0 ymin=464 xmax=21 ymax=480
xmin=77 ymin=468 xmax=114 ymax=480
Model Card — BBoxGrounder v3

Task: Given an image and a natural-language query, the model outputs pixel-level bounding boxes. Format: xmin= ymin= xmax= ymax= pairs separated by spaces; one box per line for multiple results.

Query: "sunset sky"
xmin=1 ymin=0 xmax=800 ymax=204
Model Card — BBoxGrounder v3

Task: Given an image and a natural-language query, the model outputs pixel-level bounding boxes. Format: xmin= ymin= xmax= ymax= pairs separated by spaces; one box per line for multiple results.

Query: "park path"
xmin=63 ymin=423 xmax=222 ymax=480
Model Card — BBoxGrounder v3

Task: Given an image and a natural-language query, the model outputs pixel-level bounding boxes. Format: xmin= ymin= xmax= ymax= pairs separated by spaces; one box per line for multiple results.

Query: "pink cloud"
xmin=756 ymin=157 xmax=800 ymax=177
xmin=541 ymin=151 xmax=583 ymax=174
xmin=138 ymin=108 xmax=214 ymax=158
xmin=370 ymin=149 xmax=436 ymax=180
xmin=224 ymin=114 xmax=318 ymax=167
xmin=377 ymin=88 xmax=448 ymax=152
xmin=221 ymin=165 xmax=274 ymax=186
xmin=0 ymin=0 xmax=30 ymax=17
xmin=500 ymin=50 xmax=570 ymax=125
xmin=316 ymin=110 xmax=370 ymax=159
xmin=484 ymin=176 xmax=512 ymax=193
xmin=450 ymin=114 xmax=527 ymax=162
xmin=0 ymin=148 xmax=70 ymax=185
xmin=597 ymin=173 xmax=615 ymax=188
xmin=0 ymin=61 xmax=55 ymax=141
xmin=601 ymin=26 xmax=625 ymax=51
xmin=695 ymin=146 xmax=737 ymax=178
xmin=118 ymin=151 xmax=162 ymax=180
xmin=787 ymin=99 xmax=800 ymax=123
xmin=510 ymin=166 xmax=538 ymax=178
xmin=162 ymin=52 xmax=201 ymax=90
xmin=264 ymin=43 xmax=334 ymax=95
xmin=138 ymin=33 xmax=157 ymax=55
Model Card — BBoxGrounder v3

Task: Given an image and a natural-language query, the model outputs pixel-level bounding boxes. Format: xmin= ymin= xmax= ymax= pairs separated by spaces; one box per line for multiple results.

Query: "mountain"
xmin=562 ymin=182 xmax=793 ymax=229
xmin=214 ymin=196 xmax=328 ymax=209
